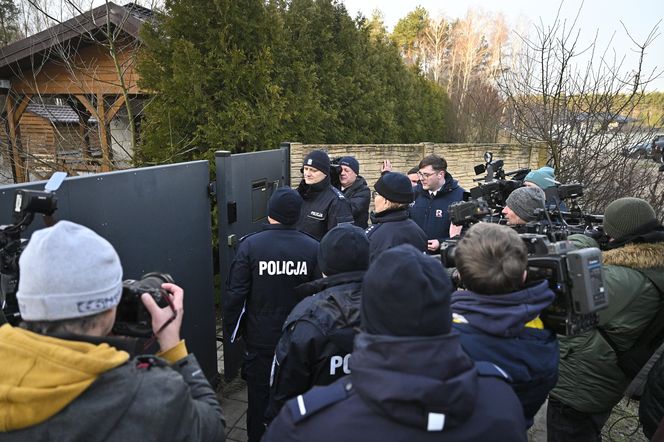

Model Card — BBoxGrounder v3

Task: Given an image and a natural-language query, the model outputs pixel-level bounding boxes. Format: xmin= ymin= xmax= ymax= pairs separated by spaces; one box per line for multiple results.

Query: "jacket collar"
xmin=298 ymin=176 xmax=331 ymax=199
xmin=295 ymin=271 xmax=365 ymax=297
xmin=370 ymin=208 xmax=409 ymax=224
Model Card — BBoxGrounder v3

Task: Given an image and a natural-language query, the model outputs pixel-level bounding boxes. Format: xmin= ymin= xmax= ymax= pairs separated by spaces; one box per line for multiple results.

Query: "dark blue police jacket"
xmin=223 ymin=224 xmax=319 ymax=351
xmin=263 ymin=332 xmax=527 ymax=442
xmin=409 ymin=172 xmax=464 ymax=246
xmin=451 ymin=281 xmax=559 ymax=427
xmin=365 ymin=208 xmax=427 ymax=261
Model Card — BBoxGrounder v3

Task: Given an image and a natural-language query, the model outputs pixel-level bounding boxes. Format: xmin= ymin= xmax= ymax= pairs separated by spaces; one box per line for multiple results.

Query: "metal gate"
xmin=215 ymin=145 xmax=291 ymax=379
xmin=0 ymin=161 xmax=219 ymax=383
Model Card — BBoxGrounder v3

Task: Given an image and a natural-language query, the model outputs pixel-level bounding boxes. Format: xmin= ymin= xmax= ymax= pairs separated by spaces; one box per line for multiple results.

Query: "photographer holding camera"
xmin=0 ymin=221 xmax=225 ymax=441
xmin=501 ymin=186 xmax=546 ymax=225
xmin=547 ymin=197 xmax=664 ymax=441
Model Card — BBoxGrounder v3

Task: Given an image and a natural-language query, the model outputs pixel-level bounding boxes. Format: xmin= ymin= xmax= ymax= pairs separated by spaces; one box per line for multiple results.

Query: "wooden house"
xmin=0 ymin=2 xmax=151 ymax=182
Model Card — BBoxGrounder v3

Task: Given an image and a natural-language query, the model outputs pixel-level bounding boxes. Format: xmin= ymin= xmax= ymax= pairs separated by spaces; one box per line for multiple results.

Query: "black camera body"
xmin=112 ymin=272 xmax=174 ymax=338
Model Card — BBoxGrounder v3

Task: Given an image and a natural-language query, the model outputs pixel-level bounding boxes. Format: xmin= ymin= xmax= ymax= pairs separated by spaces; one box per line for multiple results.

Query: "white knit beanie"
xmin=16 ymin=221 xmax=123 ymax=321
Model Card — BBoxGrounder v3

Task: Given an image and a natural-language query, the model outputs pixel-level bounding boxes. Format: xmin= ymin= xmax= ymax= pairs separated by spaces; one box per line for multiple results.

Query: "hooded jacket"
xmin=366 ymin=208 xmax=428 ymax=261
xmin=409 ymin=172 xmax=465 ymax=248
xmin=341 ymin=176 xmax=370 ymax=228
xmin=296 ymin=176 xmax=354 ymax=241
xmin=263 ymin=333 xmax=527 ymax=442
xmin=0 ymin=325 xmax=225 ymax=442
xmin=551 ymin=233 xmax=664 ymax=413
xmin=451 ymin=281 xmax=559 ymax=426
xmin=265 ymin=271 xmax=364 ymax=422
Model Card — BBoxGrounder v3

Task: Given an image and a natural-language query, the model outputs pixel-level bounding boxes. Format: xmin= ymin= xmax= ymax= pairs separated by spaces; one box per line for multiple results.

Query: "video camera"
xmin=469 ymin=152 xmax=530 ymax=209
xmin=0 ymin=175 xmax=175 ymax=339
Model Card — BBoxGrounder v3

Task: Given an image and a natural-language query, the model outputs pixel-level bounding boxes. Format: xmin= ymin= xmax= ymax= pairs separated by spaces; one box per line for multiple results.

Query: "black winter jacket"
xmin=342 ymin=176 xmax=370 ymax=228
xmin=223 ymin=224 xmax=319 ymax=351
xmin=296 ymin=177 xmax=354 ymax=241
xmin=366 ymin=209 xmax=428 ymax=261
xmin=264 ymin=333 xmax=527 ymax=442
xmin=265 ymin=271 xmax=364 ymax=422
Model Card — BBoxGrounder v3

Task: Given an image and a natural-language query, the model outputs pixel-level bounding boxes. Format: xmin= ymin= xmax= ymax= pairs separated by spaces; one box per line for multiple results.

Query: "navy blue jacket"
xmin=365 ymin=209 xmax=427 ymax=261
xmin=296 ymin=176 xmax=354 ymax=241
xmin=409 ymin=172 xmax=464 ymax=247
xmin=263 ymin=333 xmax=527 ymax=442
xmin=451 ymin=281 xmax=559 ymax=427
xmin=265 ymin=271 xmax=364 ymax=422
xmin=223 ymin=224 xmax=319 ymax=351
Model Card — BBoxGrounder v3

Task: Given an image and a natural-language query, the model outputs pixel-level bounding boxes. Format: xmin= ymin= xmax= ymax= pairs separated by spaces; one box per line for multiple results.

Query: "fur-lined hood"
xmin=603 ymin=242 xmax=664 ymax=269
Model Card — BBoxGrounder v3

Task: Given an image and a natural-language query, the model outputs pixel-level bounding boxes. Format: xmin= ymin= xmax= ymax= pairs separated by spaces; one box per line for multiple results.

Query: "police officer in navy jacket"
xmin=223 ymin=187 xmax=319 ymax=442
xmin=263 ymin=245 xmax=527 ymax=442
xmin=410 ymin=154 xmax=464 ymax=253
xmin=265 ymin=224 xmax=369 ymax=422
xmin=296 ymin=150 xmax=354 ymax=240
xmin=365 ymin=172 xmax=427 ymax=261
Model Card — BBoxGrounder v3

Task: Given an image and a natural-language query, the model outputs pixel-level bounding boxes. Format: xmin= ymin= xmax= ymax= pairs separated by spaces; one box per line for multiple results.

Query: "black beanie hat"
xmin=362 ymin=244 xmax=453 ymax=337
xmin=301 ymin=150 xmax=331 ymax=176
xmin=318 ymin=224 xmax=370 ymax=276
xmin=603 ymin=197 xmax=657 ymax=241
xmin=374 ymin=172 xmax=414 ymax=204
xmin=268 ymin=187 xmax=303 ymax=225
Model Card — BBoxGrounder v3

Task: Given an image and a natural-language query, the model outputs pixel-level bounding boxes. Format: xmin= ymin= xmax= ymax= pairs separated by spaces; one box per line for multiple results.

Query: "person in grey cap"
xmin=502 ymin=186 xmax=546 ymax=225
xmin=224 ymin=187 xmax=319 ymax=442
xmin=548 ymin=197 xmax=664 ymax=441
xmin=0 ymin=221 xmax=225 ymax=441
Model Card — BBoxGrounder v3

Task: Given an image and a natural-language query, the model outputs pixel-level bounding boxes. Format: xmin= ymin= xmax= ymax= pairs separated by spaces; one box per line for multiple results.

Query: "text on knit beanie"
xmin=361 ymin=244 xmax=453 ymax=336
xmin=302 ymin=150 xmax=331 ymax=176
xmin=338 ymin=156 xmax=360 ymax=175
xmin=17 ymin=221 xmax=123 ymax=321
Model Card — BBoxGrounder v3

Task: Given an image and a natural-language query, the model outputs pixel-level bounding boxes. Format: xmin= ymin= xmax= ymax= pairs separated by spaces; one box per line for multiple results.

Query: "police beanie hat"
xmin=17 ymin=221 xmax=123 ymax=321
xmin=506 ymin=186 xmax=546 ymax=222
xmin=318 ymin=224 xmax=369 ymax=276
xmin=302 ymin=150 xmax=330 ymax=176
xmin=603 ymin=197 xmax=657 ymax=241
xmin=339 ymin=156 xmax=360 ymax=175
xmin=268 ymin=187 xmax=303 ymax=226
xmin=374 ymin=172 xmax=414 ymax=204
xmin=525 ymin=166 xmax=557 ymax=189
xmin=362 ymin=244 xmax=453 ymax=337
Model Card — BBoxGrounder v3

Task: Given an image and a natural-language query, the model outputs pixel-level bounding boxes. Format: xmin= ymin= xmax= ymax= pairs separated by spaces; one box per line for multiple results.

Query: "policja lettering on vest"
xmin=259 ymin=260 xmax=308 ymax=276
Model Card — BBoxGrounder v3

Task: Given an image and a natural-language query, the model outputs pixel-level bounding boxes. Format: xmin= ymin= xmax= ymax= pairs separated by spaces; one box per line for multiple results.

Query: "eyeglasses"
xmin=417 ymin=171 xmax=439 ymax=179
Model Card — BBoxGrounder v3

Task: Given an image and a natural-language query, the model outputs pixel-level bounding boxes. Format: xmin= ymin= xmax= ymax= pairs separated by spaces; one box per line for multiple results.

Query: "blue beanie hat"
xmin=362 ymin=244 xmax=453 ymax=336
xmin=525 ymin=166 xmax=557 ymax=189
xmin=339 ymin=156 xmax=360 ymax=175
xmin=268 ymin=187 xmax=303 ymax=225
xmin=302 ymin=150 xmax=330 ymax=176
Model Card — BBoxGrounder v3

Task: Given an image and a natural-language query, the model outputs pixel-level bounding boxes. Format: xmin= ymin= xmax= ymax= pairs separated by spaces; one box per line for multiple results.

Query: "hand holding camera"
xmin=141 ymin=282 xmax=184 ymax=353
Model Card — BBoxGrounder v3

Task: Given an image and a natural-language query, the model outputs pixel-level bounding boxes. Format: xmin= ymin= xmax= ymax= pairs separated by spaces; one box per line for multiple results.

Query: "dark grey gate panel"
xmin=216 ymin=146 xmax=290 ymax=380
xmin=0 ymin=161 xmax=218 ymax=383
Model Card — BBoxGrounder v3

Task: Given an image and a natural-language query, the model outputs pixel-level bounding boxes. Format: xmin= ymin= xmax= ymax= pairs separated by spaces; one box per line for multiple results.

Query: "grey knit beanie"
xmin=506 ymin=186 xmax=546 ymax=222
xmin=17 ymin=221 xmax=123 ymax=321
xmin=603 ymin=197 xmax=656 ymax=241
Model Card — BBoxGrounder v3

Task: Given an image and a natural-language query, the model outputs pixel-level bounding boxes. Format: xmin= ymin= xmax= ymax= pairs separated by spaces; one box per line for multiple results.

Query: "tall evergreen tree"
xmin=0 ymin=0 xmax=20 ymax=46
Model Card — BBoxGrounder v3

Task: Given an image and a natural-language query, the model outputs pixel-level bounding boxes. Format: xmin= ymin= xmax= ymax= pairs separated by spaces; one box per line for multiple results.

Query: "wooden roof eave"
xmin=0 ymin=2 xmax=144 ymax=73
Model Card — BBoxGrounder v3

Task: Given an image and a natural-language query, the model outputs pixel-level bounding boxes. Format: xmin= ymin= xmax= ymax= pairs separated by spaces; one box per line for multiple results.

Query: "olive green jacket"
xmin=550 ymin=236 xmax=664 ymax=413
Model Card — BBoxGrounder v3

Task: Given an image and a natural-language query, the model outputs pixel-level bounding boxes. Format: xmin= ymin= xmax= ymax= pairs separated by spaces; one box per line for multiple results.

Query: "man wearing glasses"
xmin=409 ymin=154 xmax=465 ymax=253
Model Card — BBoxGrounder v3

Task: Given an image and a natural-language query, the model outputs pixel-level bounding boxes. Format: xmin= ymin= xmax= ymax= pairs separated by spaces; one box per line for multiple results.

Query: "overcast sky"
xmin=342 ymin=0 xmax=664 ymax=91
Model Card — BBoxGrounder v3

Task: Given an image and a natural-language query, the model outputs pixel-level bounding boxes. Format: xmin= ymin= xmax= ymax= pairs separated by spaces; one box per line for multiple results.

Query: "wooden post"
xmin=96 ymin=93 xmax=111 ymax=172
xmin=4 ymin=94 xmax=32 ymax=183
